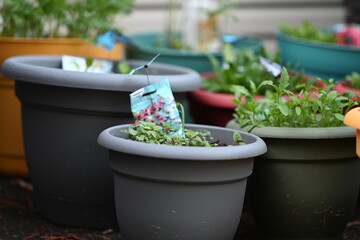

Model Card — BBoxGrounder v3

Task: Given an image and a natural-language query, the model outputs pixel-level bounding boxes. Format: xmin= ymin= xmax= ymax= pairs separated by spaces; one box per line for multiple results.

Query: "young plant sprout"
xmin=122 ymin=102 xmax=245 ymax=146
xmin=232 ymin=67 xmax=359 ymax=131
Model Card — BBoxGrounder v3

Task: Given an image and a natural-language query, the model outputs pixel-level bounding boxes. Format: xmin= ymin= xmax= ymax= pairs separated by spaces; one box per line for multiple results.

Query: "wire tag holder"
xmin=128 ymin=53 xmax=183 ymax=134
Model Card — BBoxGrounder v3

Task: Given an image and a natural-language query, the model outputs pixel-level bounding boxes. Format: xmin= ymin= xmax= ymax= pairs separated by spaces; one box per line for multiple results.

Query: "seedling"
xmin=232 ymin=67 xmax=359 ymax=131
xmin=122 ymin=103 xmax=245 ymax=146
xmin=203 ymin=44 xmax=309 ymax=94
xmin=280 ymin=20 xmax=337 ymax=43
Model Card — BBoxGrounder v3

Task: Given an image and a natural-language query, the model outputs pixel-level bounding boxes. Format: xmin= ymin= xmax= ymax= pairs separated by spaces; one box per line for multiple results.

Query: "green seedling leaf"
xmin=233 ymin=132 xmax=245 ymax=145
xmin=279 ymin=67 xmax=289 ymax=90
xmin=278 ymin=104 xmax=289 ymax=116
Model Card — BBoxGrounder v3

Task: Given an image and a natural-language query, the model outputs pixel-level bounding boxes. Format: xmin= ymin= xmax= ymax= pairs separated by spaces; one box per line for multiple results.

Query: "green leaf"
xmin=334 ymin=113 xmax=344 ymax=121
xmin=223 ymin=43 xmax=236 ymax=63
xmin=295 ymin=106 xmax=301 ymax=115
xmin=279 ymin=67 xmax=289 ymax=90
xmin=233 ymin=132 xmax=245 ymax=145
xmin=278 ymin=104 xmax=289 ymax=116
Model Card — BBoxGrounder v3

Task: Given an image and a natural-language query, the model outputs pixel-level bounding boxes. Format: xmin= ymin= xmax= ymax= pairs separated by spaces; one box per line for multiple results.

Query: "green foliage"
xmin=346 ymin=72 xmax=360 ymax=90
xmin=280 ymin=20 xmax=337 ymax=43
xmin=232 ymin=67 xmax=359 ymax=131
xmin=203 ymin=43 xmax=310 ymax=94
xmin=155 ymin=0 xmax=237 ymax=50
xmin=117 ymin=61 xmax=133 ymax=74
xmin=122 ymin=121 xmax=220 ymax=146
xmin=122 ymin=103 xmax=245 ymax=147
xmin=0 ymin=0 xmax=134 ymax=38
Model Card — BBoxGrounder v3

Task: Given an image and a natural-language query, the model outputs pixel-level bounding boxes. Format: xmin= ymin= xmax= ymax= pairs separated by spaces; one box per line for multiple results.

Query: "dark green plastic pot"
xmin=126 ymin=32 xmax=263 ymax=73
xmin=1 ymin=55 xmax=201 ymax=229
xmin=227 ymin=119 xmax=360 ymax=240
xmin=277 ymin=31 xmax=360 ymax=81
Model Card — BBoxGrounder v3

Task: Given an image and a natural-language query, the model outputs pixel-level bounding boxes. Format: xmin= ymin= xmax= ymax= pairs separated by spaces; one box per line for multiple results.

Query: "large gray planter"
xmin=97 ymin=123 xmax=267 ymax=240
xmin=1 ymin=55 xmax=201 ymax=229
xmin=227 ymin=119 xmax=360 ymax=240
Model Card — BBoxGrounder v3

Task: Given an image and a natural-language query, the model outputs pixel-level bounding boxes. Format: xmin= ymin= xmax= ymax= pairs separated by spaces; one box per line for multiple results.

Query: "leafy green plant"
xmin=232 ymin=67 xmax=358 ymax=131
xmin=154 ymin=0 xmax=237 ymax=50
xmin=122 ymin=103 xmax=245 ymax=146
xmin=0 ymin=0 xmax=134 ymax=38
xmin=203 ymin=43 xmax=310 ymax=94
xmin=345 ymin=72 xmax=360 ymax=89
xmin=280 ymin=20 xmax=337 ymax=44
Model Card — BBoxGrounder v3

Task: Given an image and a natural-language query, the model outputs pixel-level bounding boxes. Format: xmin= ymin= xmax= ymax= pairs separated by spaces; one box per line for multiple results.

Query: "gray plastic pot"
xmin=227 ymin=119 xmax=360 ymax=240
xmin=98 ymin=123 xmax=267 ymax=240
xmin=1 ymin=55 xmax=201 ymax=229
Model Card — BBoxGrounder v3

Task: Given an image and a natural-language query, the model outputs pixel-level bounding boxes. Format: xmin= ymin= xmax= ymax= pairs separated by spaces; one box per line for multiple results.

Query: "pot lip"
xmin=226 ymin=119 xmax=356 ymax=139
xmin=277 ymin=31 xmax=360 ymax=52
xmin=189 ymin=89 xmax=237 ymax=109
xmin=128 ymin=31 xmax=263 ymax=57
xmin=1 ymin=55 xmax=201 ymax=92
xmin=0 ymin=36 xmax=103 ymax=44
xmin=97 ymin=123 xmax=267 ymax=160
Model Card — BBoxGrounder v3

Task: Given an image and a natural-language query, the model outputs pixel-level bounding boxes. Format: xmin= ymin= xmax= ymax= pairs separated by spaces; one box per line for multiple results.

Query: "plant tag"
xmin=130 ymin=79 xmax=183 ymax=134
xmin=61 ymin=55 xmax=113 ymax=73
xmin=260 ymin=56 xmax=282 ymax=77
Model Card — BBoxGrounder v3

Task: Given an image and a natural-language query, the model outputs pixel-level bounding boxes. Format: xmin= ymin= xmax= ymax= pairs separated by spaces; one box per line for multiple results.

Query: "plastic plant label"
xmin=260 ymin=56 xmax=282 ymax=77
xmin=130 ymin=79 xmax=183 ymax=134
xmin=61 ymin=55 xmax=113 ymax=73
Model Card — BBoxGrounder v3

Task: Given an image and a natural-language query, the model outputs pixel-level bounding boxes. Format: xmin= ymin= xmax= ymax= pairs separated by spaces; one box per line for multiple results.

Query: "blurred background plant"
xmin=0 ymin=0 xmax=134 ymax=39
xmin=154 ymin=0 xmax=237 ymax=51
xmin=203 ymin=43 xmax=310 ymax=95
xmin=279 ymin=20 xmax=337 ymax=44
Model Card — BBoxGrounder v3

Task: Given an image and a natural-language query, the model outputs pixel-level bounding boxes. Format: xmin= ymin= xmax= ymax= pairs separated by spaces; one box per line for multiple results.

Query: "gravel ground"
xmin=0 ymin=177 xmax=359 ymax=240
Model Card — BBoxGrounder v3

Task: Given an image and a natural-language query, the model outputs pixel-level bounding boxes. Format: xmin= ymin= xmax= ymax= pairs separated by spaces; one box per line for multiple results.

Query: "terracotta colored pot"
xmin=0 ymin=37 xmax=123 ymax=176
xmin=188 ymin=89 xmax=265 ymax=127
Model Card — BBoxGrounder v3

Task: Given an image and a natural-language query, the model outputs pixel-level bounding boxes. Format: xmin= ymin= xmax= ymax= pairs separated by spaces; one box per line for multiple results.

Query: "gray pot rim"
xmin=226 ymin=119 xmax=356 ymax=139
xmin=1 ymin=55 xmax=201 ymax=92
xmin=98 ymin=123 xmax=267 ymax=160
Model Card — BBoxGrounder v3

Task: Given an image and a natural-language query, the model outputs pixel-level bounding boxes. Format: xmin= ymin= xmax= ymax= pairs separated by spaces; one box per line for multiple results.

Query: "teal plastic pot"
xmin=227 ymin=119 xmax=360 ymax=240
xmin=126 ymin=32 xmax=263 ymax=73
xmin=277 ymin=32 xmax=360 ymax=81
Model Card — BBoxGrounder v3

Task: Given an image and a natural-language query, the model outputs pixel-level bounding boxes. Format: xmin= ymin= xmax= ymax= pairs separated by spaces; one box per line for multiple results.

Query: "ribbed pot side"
xmin=98 ymin=123 xmax=267 ymax=240
xmin=226 ymin=119 xmax=360 ymax=240
xmin=1 ymin=55 xmax=201 ymax=229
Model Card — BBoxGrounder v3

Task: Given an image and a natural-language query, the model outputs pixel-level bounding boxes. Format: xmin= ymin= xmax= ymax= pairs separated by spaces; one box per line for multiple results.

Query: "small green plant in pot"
xmin=277 ymin=20 xmax=360 ymax=80
xmin=226 ymin=67 xmax=360 ymax=240
xmin=0 ymin=0 xmax=134 ymax=39
xmin=98 ymin=95 xmax=267 ymax=240
xmin=188 ymin=43 xmax=312 ymax=126
xmin=202 ymin=44 xmax=308 ymax=94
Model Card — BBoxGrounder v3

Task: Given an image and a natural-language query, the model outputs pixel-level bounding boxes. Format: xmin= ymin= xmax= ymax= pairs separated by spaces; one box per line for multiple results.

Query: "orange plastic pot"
xmin=0 ymin=37 xmax=123 ymax=176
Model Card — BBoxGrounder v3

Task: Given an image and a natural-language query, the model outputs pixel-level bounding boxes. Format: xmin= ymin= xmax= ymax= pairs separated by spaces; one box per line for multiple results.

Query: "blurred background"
xmin=116 ymin=0 xmax=354 ymax=53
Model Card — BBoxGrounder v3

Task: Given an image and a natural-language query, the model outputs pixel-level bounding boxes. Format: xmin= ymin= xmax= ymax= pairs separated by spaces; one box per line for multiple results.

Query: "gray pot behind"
xmin=98 ymin=124 xmax=267 ymax=240
xmin=1 ymin=55 xmax=201 ymax=229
